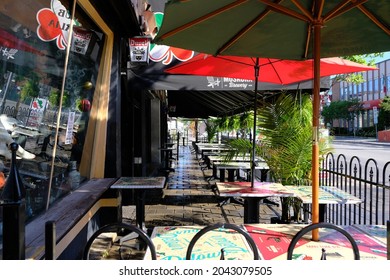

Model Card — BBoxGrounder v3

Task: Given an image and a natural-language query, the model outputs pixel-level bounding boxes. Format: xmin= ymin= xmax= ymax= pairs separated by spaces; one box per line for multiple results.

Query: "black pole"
xmin=251 ymin=58 xmax=259 ymax=188
xmin=177 ymin=131 xmax=180 ymax=157
xmin=45 ymin=221 xmax=56 ymax=260
xmin=387 ymin=220 xmax=389 ymax=260
xmin=0 ymin=142 xmax=26 ymax=259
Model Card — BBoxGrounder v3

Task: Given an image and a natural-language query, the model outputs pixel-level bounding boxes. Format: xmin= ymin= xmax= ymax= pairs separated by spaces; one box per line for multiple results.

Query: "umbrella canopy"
xmin=166 ymin=54 xmax=377 ymax=84
xmin=0 ymin=28 xmax=43 ymax=56
xmin=153 ymin=0 xmax=390 ymax=59
xmin=152 ymin=0 xmax=390 ymax=237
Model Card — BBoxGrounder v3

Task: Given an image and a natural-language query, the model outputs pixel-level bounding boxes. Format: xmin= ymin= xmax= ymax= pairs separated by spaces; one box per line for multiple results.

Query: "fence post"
xmin=0 ymin=142 xmax=26 ymax=259
xmin=387 ymin=220 xmax=389 ymax=260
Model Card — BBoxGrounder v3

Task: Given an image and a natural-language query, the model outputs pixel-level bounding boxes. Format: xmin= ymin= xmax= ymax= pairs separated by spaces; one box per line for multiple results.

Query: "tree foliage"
xmin=335 ymin=53 xmax=382 ymax=84
xmin=226 ymin=93 xmax=332 ymax=222
xmin=378 ymin=96 xmax=390 ymax=130
xmin=49 ymin=89 xmax=71 ymax=108
xmin=321 ymin=99 xmax=361 ymax=127
xmin=203 ymin=118 xmax=218 ymax=143
xmin=19 ymin=72 xmax=40 ymax=101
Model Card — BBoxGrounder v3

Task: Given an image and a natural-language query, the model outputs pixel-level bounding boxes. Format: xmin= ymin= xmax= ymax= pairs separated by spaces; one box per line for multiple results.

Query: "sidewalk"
xmin=122 ymin=144 xmax=280 ymax=228
xmin=333 ymin=136 xmax=390 ymax=147
xmin=121 ymin=136 xmax=388 ymax=229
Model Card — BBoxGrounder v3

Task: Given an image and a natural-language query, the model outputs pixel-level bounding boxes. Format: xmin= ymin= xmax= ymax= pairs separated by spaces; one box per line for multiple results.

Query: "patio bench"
xmin=25 ymin=178 xmax=119 ymax=259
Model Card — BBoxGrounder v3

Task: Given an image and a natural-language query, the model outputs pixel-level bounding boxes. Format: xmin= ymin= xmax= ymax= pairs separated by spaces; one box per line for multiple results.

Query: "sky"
xmin=374 ymin=51 xmax=390 ymax=63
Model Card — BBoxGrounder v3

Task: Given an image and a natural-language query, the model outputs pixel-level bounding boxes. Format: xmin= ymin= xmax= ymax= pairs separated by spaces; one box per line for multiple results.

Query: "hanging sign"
xmin=129 ymin=36 xmax=150 ymax=64
xmin=71 ymin=27 xmax=93 ymax=55
xmin=65 ymin=111 xmax=75 ymax=145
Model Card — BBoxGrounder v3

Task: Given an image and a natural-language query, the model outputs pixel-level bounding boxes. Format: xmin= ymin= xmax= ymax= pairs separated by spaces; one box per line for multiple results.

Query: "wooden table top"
xmin=285 ymin=185 xmax=363 ymax=205
xmin=111 ymin=176 xmax=166 ymax=189
xmin=215 ymin=182 xmax=362 ymax=204
xmin=144 ymin=223 xmax=387 ymax=260
xmin=216 ymin=182 xmax=295 ymax=197
xmin=144 ymin=225 xmax=255 ymax=260
xmin=244 ymin=223 xmax=387 ymax=260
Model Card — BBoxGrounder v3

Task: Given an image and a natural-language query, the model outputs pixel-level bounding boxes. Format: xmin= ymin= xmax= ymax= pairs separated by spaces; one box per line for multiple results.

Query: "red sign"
xmin=129 ymin=37 xmax=150 ymax=64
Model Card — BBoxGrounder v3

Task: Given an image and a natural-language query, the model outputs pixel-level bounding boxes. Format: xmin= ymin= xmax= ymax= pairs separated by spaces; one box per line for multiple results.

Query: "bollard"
xmin=0 ymin=142 xmax=26 ymax=259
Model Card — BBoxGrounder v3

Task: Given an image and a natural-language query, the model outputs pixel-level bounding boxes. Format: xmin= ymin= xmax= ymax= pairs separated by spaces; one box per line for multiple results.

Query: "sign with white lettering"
xmin=129 ymin=36 xmax=150 ymax=64
xmin=373 ymin=106 xmax=378 ymax=124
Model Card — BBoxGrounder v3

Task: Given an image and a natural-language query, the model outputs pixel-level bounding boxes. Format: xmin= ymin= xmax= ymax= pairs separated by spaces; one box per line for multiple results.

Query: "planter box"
xmin=378 ymin=130 xmax=390 ymax=142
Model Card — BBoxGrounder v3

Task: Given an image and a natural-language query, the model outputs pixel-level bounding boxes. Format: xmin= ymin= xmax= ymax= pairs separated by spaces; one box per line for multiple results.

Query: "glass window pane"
xmin=0 ymin=0 xmax=104 ymax=221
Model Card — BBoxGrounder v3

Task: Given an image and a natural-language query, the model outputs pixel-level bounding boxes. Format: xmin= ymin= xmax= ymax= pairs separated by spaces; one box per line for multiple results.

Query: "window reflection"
xmin=0 ymin=0 xmax=104 ymax=221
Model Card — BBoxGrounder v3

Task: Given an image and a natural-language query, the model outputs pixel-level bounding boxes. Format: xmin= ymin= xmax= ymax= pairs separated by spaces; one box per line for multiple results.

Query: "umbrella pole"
xmin=311 ymin=24 xmax=321 ymax=241
xmin=251 ymin=58 xmax=260 ymax=188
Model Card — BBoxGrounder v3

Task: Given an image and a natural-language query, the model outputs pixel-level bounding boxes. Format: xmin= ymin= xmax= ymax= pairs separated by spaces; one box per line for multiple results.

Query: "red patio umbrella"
xmin=0 ymin=28 xmax=43 ymax=56
xmin=165 ymin=54 xmax=377 ymax=85
xmin=165 ymin=53 xmax=376 ymax=191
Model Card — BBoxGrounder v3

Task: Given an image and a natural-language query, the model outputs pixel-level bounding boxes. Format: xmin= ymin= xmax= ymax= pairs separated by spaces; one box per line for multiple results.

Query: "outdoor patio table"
xmin=214 ymin=161 xmax=269 ymax=182
xmin=196 ymin=144 xmax=233 ymax=159
xmin=215 ymin=182 xmax=296 ymax=223
xmin=159 ymin=147 xmax=175 ymax=172
xmin=144 ymin=225 xmax=255 ymax=260
xmin=111 ymin=176 xmax=166 ymax=230
xmin=285 ymin=185 xmax=363 ymax=223
xmin=244 ymin=223 xmax=387 ymax=260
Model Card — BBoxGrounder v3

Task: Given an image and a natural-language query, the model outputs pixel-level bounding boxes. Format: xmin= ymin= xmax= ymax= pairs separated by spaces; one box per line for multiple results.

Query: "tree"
xmin=14 ymin=73 xmax=40 ymax=117
xmin=378 ymin=96 xmax=390 ymax=131
xmin=203 ymin=119 xmax=218 ymax=143
xmin=321 ymin=99 xmax=361 ymax=128
xmin=49 ymin=89 xmax=71 ymax=108
xmin=337 ymin=53 xmax=382 ymax=84
xmin=227 ymin=93 xmax=332 ymax=222
xmin=322 ymin=53 xmax=383 ymax=104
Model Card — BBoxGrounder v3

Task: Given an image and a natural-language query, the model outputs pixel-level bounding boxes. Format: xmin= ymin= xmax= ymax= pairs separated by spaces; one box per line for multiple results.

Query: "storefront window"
xmin=0 ymin=0 xmax=104 ymax=221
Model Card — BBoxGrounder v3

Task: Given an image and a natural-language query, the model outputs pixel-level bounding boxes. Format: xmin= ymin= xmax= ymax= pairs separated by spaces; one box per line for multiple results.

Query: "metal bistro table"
xmin=111 ymin=177 xmax=166 ymax=230
xmin=159 ymin=147 xmax=175 ymax=172
xmin=215 ymin=181 xmax=296 ymax=223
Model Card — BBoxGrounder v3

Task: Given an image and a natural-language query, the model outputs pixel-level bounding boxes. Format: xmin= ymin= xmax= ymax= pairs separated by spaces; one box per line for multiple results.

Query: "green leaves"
xmin=321 ymin=99 xmax=361 ymax=127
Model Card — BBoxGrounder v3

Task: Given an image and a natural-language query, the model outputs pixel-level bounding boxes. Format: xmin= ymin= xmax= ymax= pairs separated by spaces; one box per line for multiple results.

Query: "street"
xmin=331 ymin=139 xmax=390 ymax=174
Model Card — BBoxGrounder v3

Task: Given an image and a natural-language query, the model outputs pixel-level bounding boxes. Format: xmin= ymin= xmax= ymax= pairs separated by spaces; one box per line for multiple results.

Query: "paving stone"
xmin=97 ymin=145 xmax=282 ymax=259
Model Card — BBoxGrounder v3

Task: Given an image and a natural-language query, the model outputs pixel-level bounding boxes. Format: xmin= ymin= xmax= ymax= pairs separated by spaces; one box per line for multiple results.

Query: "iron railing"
xmin=319 ymin=152 xmax=390 ymax=226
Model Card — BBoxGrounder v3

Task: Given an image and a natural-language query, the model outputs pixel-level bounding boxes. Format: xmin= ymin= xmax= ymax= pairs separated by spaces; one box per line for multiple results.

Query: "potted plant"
xmin=227 ymin=93 xmax=332 ymax=223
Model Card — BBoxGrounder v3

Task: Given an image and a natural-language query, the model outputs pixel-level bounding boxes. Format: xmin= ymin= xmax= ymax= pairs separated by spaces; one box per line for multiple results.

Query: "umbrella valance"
xmin=165 ymin=54 xmax=377 ymax=84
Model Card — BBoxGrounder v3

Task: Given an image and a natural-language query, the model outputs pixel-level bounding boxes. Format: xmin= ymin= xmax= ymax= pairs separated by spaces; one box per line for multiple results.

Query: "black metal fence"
xmin=1 ymin=105 xmax=75 ymax=127
xmin=319 ymin=152 xmax=390 ymax=226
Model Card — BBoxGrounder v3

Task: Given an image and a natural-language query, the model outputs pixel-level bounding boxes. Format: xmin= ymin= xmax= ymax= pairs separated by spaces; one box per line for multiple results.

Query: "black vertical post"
xmin=387 ymin=220 xmax=389 ymax=260
xmin=0 ymin=142 xmax=26 ymax=259
xmin=45 ymin=221 xmax=56 ymax=260
xmin=176 ymin=132 xmax=180 ymax=157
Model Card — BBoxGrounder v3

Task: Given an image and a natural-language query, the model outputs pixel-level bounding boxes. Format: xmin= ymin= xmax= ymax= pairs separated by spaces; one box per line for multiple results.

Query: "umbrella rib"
xmin=217 ymin=1 xmax=282 ymax=54
xmin=303 ymin=23 xmax=312 ymax=59
xmin=157 ymin=0 xmax=247 ymax=42
xmin=260 ymin=0 xmax=312 ymax=22
xmin=322 ymin=0 xmax=363 ymax=22
xmin=291 ymin=0 xmax=317 ymax=21
xmin=322 ymin=0 xmax=390 ymax=36
xmin=266 ymin=59 xmax=283 ymax=84
xmin=357 ymin=5 xmax=390 ymax=36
